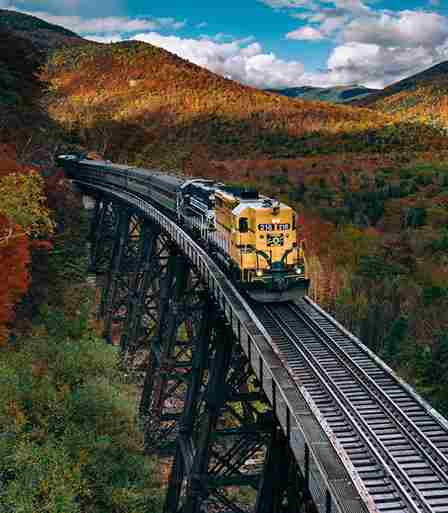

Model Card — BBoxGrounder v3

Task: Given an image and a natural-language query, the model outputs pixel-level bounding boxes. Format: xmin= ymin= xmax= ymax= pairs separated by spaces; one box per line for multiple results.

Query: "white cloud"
xmin=259 ymin=0 xmax=368 ymax=14
xmin=130 ymin=32 xmax=306 ymax=89
xmin=156 ymin=17 xmax=186 ymax=30
xmin=259 ymin=0 xmax=314 ymax=7
xmin=4 ymin=6 xmax=185 ymax=35
xmin=0 ymin=0 xmax=122 ymax=15
xmin=319 ymin=15 xmax=348 ymax=35
xmin=322 ymin=41 xmax=448 ymax=88
xmin=85 ymin=33 xmax=123 ymax=43
xmin=40 ymin=14 xmax=159 ymax=34
xmin=343 ymin=10 xmax=448 ymax=48
xmin=286 ymin=26 xmax=324 ymax=40
xmin=205 ymin=32 xmax=235 ymax=42
xmin=264 ymin=0 xmax=448 ymax=88
xmin=316 ymin=10 xmax=448 ymax=87
xmin=332 ymin=0 xmax=369 ymax=14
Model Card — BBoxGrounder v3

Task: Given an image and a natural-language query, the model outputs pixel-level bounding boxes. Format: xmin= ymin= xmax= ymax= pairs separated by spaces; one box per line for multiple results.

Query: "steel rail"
xmin=303 ymin=296 xmax=448 ymax=436
xmin=292 ymin=300 xmax=448 ymax=512
xmin=290 ymin=301 xmax=448 ymax=481
xmin=259 ymin=303 xmax=436 ymax=513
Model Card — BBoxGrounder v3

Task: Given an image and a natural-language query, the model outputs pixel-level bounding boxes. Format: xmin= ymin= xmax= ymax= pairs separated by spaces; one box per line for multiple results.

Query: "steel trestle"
xmin=85 ymin=194 xmax=315 ymax=513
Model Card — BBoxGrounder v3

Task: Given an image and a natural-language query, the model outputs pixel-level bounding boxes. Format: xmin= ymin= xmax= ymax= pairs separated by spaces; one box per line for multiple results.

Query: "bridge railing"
xmin=74 ymin=178 xmax=375 ymax=513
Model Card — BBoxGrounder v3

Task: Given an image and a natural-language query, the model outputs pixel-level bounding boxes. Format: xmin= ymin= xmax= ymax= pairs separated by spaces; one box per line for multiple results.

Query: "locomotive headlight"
xmin=256 ymin=269 xmax=263 ymax=277
xmin=295 ymin=267 xmax=303 ymax=275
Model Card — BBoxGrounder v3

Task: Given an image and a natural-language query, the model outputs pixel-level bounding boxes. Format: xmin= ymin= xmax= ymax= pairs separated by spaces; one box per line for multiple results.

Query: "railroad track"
xmin=253 ymin=299 xmax=448 ymax=513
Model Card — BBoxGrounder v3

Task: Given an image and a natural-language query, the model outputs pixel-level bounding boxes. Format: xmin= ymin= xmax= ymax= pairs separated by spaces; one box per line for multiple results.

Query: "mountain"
xmin=0 ymin=8 xmax=85 ymax=51
xmin=267 ymin=85 xmax=378 ymax=103
xmin=41 ymin=40 xmax=444 ymax=171
xmin=3 ymin=10 xmax=448 ymax=470
xmin=0 ymin=8 xmax=446 ymax=173
xmin=354 ymin=61 xmax=448 ymax=128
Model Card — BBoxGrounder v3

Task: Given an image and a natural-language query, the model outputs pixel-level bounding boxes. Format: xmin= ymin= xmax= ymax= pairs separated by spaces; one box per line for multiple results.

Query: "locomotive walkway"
xmin=69 ymin=165 xmax=448 ymax=513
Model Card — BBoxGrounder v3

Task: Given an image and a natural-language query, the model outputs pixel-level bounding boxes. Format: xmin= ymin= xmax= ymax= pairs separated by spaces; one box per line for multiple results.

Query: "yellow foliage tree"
xmin=0 ymin=171 xmax=55 ymax=245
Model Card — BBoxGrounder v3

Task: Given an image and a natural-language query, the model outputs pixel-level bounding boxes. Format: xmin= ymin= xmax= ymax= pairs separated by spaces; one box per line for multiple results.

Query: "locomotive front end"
xmin=245 ymin=199 xmax=309 ymax=302
xmin=213 ymin=188 xmax=309 ymax=303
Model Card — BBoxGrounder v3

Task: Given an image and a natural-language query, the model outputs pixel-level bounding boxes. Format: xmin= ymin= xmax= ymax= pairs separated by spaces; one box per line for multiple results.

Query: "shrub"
xmin=0 ymin=307 xmax=163 ymax=513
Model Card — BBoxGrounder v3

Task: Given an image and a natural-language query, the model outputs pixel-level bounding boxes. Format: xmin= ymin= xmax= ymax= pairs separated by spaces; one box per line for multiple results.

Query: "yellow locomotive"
xmin=179 ymin=182 xmax=309 ymax=302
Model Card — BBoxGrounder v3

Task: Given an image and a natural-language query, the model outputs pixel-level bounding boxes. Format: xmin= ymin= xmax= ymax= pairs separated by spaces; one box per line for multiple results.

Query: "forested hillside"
xmin=43 ymin=35 xmax=448 ymax=411
xmin=267 ymin=85 xmax=378 ymax=103
xmin=355 ymin=61 xmax=448 ymax=130
xmin=41 ymin=41 xmax=447 ymax=171
xmin=205 ymin=151 xmax=448 ymax=410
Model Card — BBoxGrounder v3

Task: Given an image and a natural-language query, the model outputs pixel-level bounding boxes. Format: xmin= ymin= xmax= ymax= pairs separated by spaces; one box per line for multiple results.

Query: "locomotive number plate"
xmin=258 ymin=223 xmax=290 ymax=231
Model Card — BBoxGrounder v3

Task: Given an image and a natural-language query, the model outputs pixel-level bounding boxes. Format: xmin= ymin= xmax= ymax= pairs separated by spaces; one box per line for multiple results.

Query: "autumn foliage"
xmin=40 ymin=42 xmax=448 ymax=171
xmin=0 ymin=216 xmax=29 ymax=342
xmin=356 ymin=61 xmax=448 ymax=131
xmin=0 ymin=144 xmax=54 ymax=343
xmin=1 ymin=7 xmax=448 ymax=416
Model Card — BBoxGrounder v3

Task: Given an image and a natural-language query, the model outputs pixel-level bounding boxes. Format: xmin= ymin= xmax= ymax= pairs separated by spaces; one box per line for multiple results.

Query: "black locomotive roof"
xmin=218 ymin=185 xmax=259 ymax=200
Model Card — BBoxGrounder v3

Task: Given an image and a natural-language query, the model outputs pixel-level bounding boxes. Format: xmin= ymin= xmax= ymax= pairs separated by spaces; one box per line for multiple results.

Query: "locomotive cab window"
xmin=239 ymin=217 xmax=249 ymax=233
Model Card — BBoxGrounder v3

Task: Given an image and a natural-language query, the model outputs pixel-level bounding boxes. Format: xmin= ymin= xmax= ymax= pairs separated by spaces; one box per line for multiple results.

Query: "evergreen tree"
xmin=431 ymin=331 xmax=448 ymax=386
xmin=382 ymin=316 xmax=408 ymax=365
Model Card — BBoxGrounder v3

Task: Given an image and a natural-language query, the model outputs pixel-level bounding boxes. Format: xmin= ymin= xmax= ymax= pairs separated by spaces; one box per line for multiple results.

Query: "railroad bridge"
xmin=72 ymin=169 xmax=448 ymax=513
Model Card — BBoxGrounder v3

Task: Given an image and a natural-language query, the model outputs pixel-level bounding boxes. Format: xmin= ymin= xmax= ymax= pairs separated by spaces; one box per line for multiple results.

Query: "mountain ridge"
xmin=41 ymin=39 xmax=444 ymax=171
xmin=1 ymin=7 xmax=447 ymax=169
xmin=353 ymin=60 xmax=448 ymax=129
xmin=355 ymin=61 xmax=448 ymax=107
xmin=267 ymin=84 xmax=379 ymax=104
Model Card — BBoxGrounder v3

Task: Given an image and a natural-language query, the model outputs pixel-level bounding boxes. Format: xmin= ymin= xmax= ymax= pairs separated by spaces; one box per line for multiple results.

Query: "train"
xmin=57 ymin=154 xmax=309 ymax=302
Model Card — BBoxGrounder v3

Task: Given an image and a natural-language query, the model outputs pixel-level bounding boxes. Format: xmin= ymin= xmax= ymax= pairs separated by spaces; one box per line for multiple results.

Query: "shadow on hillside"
xmin=79 ymin=105 xmax=448 ymax=172
xmin=0 ymin=28 xmax=75 ymax=166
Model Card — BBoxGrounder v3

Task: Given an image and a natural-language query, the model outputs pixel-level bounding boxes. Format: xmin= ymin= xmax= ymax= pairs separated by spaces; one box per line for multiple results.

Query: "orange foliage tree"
xmin=0 ymin=145 xmax=54 ymax=343
xmin=0 ymin=216 xmax=30 ymax=342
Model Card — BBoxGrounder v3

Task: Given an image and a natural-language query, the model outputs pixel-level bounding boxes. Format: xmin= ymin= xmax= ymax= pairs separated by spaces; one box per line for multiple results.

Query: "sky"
xmin=1 ymin=0 xmax=448 ymax=90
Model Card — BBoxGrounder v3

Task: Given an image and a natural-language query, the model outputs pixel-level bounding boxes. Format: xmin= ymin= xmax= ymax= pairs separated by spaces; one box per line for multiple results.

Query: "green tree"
xmin=382 ymin=315 xmax=408 ymax=365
